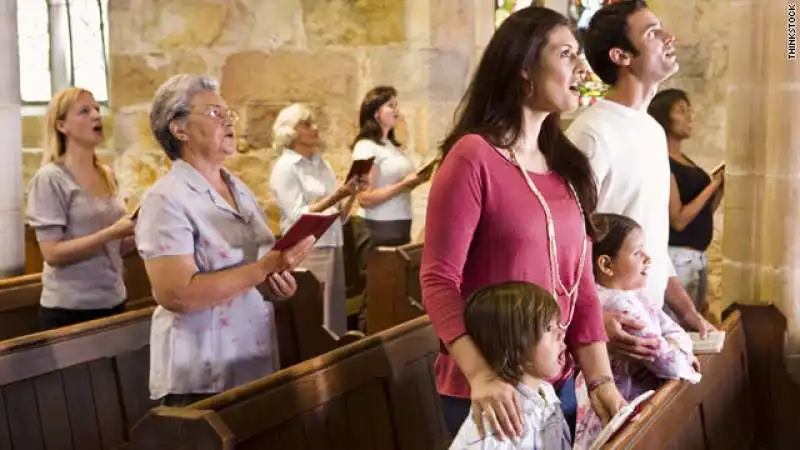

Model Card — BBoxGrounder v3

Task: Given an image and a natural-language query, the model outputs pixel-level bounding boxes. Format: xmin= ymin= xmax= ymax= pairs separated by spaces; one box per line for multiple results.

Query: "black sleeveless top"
xmin=669 ymin=157 xmax=714 ymax=251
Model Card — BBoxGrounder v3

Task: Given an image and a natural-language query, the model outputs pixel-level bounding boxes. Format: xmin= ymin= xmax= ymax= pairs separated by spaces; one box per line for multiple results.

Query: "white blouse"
xmin=352 ymin=138 xmax=414 ymax=221
xmin=269 ymin=149 xmax=344 ymax=248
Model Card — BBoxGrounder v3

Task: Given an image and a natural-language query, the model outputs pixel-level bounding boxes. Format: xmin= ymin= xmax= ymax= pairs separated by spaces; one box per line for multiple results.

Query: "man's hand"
xmin=679 ymin=310 xmax=715 ymax=338
xmin=604 ymin=311 xmax=660 ymax=362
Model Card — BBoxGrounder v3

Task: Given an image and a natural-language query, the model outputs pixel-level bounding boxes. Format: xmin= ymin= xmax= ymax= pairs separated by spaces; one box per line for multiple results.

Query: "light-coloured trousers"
xmin=668 ymin=246 xmax=709 ymax=313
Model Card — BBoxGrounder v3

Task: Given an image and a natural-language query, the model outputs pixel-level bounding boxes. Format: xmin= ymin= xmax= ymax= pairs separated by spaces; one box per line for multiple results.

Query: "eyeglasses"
xmin=187 ymin=105 xmax=240 ymax=124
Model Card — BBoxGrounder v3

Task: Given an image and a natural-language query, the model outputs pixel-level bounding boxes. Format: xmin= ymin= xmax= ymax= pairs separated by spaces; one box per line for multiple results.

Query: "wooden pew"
xmin=130 ymin=315 xmax=449 ymax=450
xmin=0 ymin=307 xmax=156 ymax=450
xmin=0 ymin=252 xmax=154 ymax=340
xmin=0 ymin=270 xmax=354 ymax=450
xmin=606 ymin=310 xmax=754 ymax=449
xmin=365 ymin=242 xmax=424 ymax=334
xmin=130 ymin=310 xmax=757 ymax=450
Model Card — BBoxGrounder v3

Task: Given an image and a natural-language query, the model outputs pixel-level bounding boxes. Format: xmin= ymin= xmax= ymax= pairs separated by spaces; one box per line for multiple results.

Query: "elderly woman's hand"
xmin=258 ymin=235 xmax=315 ymax=275
xmin=267 ymin=271 xmax=297 ymax=300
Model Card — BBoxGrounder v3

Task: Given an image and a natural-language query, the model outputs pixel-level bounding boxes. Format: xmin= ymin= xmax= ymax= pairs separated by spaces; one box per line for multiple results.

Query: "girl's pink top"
xmin=421 ymin=134 xmax=607 ymax=398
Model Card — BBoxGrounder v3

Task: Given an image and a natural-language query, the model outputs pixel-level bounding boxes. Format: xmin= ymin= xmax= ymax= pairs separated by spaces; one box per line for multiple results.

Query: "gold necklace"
xmin=508 ymin=150 xmax=587 ymax=330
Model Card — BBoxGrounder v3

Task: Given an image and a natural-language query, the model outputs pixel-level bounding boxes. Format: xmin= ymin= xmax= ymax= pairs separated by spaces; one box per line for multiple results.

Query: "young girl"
xmin=449 ymin=282 xmax=571 ymax=450
xmin=573 ymin=213 xmax=701 ymax=449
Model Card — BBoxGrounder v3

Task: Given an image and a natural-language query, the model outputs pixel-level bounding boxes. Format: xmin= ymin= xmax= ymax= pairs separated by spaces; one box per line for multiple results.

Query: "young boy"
xmin=449 ymin=281 xmax=571 ymax=449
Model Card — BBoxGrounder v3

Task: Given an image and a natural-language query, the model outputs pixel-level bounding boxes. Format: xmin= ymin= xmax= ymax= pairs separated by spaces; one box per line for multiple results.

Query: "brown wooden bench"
xmin=365 ymin=242 xmax=424 ymax=334
xmin=0 ymin=307 xmax=156 ymax=450
xmin=130 ymin=310 xmax=757 ymax=450
xmin=0 ymin=252 xmax=154 ymax=340
xmin=130 ymin=315 xmax=448 ymax=450
xmin=605 ymin=310 xmax=754 ymax=449
xmin=0 ymin=270 xmax=358 ymax=450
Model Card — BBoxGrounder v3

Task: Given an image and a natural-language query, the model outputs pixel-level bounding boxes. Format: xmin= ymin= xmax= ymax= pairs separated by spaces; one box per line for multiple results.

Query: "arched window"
xmin=16 ymin=0 xmax=109 ymax=104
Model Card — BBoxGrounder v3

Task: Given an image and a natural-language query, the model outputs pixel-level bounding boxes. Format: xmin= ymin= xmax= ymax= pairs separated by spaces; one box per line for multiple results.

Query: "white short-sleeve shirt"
xmin=269 ymin=149 xmax=344 ymax=248
xmin=352 ymin=138 xmax=414 ymax=221
xmin=136 ymin=159 xmax=279 ymax=399
xmin=566 ymin=100 xmax=676 ymax=308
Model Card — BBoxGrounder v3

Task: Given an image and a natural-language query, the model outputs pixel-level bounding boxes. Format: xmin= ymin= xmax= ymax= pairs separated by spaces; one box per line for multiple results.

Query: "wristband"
xmin=587 ymin=375 xmax=613 ymax=394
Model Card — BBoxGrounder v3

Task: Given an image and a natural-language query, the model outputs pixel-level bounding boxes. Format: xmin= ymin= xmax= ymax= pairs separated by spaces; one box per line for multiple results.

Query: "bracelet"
xmin=587 ymin=375 xmax=613 ymax=394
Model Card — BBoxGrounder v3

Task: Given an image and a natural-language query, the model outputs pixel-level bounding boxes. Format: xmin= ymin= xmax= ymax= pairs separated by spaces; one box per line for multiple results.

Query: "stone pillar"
xmin=49 ymin=0 xmax=72 ymax=92
xmin=0 ymin=0 xmax=25 ymax=277
xmin=722 ymin=0 xmax=800 ymax=379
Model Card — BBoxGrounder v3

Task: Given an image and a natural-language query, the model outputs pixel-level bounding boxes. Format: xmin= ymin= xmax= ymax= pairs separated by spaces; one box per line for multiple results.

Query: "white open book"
xmin=589 ymin=390 xmax=655 ymax=450
xmin=689 ymin=330 xmax=726 ymax=354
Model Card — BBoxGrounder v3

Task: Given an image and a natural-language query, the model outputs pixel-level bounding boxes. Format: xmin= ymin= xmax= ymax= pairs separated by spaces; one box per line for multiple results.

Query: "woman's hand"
xmin=468 ymin=371 xmax=523 ymax=440
xmin=109 ymin=216 xmax=135 ymax=240
xmin=267 ymin=271 xmax=298 ymax=300
xmin=604 ymin=311 xmax=660 ymax=362
xmin=589 ymin=382 xmax=627 ymax=425
xmin=259 ymin=236 xmax=315 ymax=275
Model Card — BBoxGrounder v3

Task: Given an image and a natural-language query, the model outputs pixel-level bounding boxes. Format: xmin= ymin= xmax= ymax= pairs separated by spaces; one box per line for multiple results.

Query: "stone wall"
xmin=106 ymin=0 xmax=494 ymax=237
xmin=651 ymin=0 xmax=730 ymax=313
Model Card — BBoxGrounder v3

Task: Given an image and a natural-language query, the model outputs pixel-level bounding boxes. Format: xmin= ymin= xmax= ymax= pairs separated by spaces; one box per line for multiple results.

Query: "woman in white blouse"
xmin=351 ymin=86 xmax=430 ymax=246
xmin=270 ymin=104 xmax=366 ymax=338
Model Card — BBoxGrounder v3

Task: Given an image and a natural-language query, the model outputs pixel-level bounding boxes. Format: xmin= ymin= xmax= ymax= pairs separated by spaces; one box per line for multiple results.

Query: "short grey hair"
xmin=272 ymin=103 xmax=315 ymax=151
xmin=150 ymin=74 xmax=219 ymax=160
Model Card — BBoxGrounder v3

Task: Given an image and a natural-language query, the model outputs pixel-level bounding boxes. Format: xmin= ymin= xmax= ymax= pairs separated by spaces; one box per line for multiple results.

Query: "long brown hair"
xmin=43 ymin=87 xmax=117 ymax=194
xmin=465 ymin=281 xmax=561 ymax=384
xmin=440 ymin=6 xmax=596 ymax=236
xmin=351 ymin=86 xmax=402 ymax=149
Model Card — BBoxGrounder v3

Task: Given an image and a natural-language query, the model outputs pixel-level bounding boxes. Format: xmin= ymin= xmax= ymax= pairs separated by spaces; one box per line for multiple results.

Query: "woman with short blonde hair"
xmin=26 ymin=87 xmax=135 ymax=329
xmin=270 ymin=103 xmax=365 ymax=338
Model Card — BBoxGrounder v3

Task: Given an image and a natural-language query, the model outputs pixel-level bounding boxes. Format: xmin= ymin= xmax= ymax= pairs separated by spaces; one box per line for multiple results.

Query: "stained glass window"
xmin=15 ymin=0 xmax=109 ymax=103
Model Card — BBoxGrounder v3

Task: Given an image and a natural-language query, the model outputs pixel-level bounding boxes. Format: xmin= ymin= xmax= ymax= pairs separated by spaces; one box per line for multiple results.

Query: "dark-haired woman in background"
xmin=420 ymin=6 xmax=623 ymax=442
xmin=648 ymin=89 xmax=723 ymax=315
xmin=351 ymin=86 xmax=430 ymax=247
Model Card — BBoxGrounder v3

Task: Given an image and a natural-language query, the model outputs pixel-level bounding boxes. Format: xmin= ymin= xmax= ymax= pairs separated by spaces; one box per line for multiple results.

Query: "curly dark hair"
xmin=591 ymin=213 xmax=642 ymax=278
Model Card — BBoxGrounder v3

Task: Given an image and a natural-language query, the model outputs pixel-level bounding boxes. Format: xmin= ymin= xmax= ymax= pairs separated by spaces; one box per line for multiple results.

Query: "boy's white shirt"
xmin=449 ymin=382 xmax=571 ymax=450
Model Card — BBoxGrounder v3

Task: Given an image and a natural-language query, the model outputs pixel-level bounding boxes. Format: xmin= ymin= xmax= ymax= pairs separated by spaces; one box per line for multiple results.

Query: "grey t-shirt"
xmin=26 ymin=163 xmax=127 ymax=310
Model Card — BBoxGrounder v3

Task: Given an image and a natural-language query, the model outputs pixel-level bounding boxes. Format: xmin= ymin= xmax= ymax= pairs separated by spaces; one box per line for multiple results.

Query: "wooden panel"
xmin=4 ymin=380 xmax=45 ymax=450
xmin=115 ymin=346 xmax=157 ymax=431
xmin=279 ymin=420 xmax=308 ymax=450
xmin=33 ymin=371 xmax=73 ymax=450
xmin=735 ymin=305 xmax=800 ymax=449
xmin=0 ymin=388 xmax=12 ymax=450
xmin=347 ymin=381 xmax=394 ymax=450
xmin=667 ymin=407 xmax=706 ymax=450
xmin=0 ymin=308 xmax=153 ymax=385
xmin=89 ymin=359 xmax=126 ymax=449
xmin=302 ymin=404 xmax=331 ymax=450
xmin=323 ymin=396 xmax=350 ymax=450
xmin=63 ymin=364 xmax=103 ymax=450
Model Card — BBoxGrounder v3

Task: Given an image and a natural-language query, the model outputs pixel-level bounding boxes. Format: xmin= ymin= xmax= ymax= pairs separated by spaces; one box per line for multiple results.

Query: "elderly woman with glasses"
xmin=269 ymin=104 xmax=367 ymax=339
xmin=135 ymin=74 xmax=315 ymax=407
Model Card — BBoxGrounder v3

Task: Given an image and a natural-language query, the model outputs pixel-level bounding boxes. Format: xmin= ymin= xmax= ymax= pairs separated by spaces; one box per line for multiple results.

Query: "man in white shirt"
xmin=566 ymin=1 xmax=714 ymax=362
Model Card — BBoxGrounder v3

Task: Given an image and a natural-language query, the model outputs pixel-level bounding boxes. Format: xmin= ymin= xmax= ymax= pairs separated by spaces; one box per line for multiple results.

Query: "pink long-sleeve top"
xmin=421 ymin=134 xmax=607 ymax=399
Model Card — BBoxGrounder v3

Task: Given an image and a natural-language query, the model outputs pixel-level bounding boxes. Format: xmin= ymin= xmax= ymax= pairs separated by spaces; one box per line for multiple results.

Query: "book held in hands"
xmin=346 ymin=157 xmax=375 ymax=181
xmin=273 ymin=212 xmax=339 ymax=251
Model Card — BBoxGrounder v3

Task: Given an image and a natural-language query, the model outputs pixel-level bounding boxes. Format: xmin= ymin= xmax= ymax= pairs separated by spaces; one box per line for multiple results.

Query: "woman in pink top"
xmin=421 ymin=6 xmax=625 ymax=441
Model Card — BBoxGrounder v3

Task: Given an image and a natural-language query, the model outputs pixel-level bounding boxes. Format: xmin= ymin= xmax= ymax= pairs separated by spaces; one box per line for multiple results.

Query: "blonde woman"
xmin=269 ymin=104 xmax=366 ymax=338
xmin=26 ymin=88 xmax=135 ymax=330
